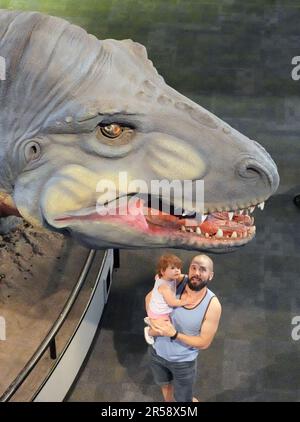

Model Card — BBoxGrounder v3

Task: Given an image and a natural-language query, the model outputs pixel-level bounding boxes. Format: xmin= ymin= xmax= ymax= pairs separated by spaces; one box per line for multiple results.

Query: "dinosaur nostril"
xmin=245 ymin=166 xmax=261 ymax=178
xmin=237 ymin=158 xmax=274 ymax=188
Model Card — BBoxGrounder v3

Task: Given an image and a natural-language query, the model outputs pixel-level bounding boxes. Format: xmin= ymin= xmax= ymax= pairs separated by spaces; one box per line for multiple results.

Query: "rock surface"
xmin=0 ymin=220 xmax=93 ymax=401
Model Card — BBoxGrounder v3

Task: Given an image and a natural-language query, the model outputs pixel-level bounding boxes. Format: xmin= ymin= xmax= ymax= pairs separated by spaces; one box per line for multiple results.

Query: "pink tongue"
xmin=114 ymin=198 xmax=148 ymax=231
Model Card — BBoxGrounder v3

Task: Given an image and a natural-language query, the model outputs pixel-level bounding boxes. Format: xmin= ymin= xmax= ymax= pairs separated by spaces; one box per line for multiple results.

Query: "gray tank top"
xmin=153 ymin=276 xmax=216 ymax=362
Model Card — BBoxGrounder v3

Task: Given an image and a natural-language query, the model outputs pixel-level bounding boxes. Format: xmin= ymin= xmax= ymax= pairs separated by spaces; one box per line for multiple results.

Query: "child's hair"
xmin=157 ymin=254 xmax=182 ymax=278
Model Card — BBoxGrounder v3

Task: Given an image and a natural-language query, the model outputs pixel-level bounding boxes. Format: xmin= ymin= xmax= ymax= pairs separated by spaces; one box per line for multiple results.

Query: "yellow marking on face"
xmin=43 ymin=166 xmax=134 ymax=217
xmin=18 ymin=206 xmax=42 ymax=227
xmin=147 ymin=137 xmax=206 ymax=180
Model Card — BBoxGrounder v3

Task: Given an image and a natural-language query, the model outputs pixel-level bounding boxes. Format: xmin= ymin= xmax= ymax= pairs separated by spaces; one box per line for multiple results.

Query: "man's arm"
xmin=151 ymin=297 xmax=222 ymax=349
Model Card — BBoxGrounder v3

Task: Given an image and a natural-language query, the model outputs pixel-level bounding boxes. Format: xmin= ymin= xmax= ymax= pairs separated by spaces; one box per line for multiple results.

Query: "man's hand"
xmin=150 ymin=319 xmax=177 ymax=338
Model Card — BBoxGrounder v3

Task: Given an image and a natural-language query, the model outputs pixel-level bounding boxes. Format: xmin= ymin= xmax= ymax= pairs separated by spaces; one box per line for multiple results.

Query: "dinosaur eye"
xmin=99 ymin=123 xmax=123 ymax=138
xmin=24 ymin=141 xmax=41 ymax=162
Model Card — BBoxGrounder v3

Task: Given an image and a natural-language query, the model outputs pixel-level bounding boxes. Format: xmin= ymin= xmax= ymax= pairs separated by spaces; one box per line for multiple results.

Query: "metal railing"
xmin=0 ymin=249 xmax=100 ymax=402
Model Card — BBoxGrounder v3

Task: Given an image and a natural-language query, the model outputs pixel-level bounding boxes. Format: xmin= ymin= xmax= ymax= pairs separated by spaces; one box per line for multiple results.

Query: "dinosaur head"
xmin=0 ymin=10 xmax=279 ymax=252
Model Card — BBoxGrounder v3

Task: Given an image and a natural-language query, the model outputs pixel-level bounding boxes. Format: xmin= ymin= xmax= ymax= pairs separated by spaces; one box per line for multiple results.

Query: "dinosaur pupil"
xmin=101 ymin=124 xmax=122 ymax=138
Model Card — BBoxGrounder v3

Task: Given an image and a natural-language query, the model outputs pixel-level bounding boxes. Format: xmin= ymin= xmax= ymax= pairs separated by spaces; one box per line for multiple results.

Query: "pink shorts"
xmin=147 ymin=309 xmax=171 ymax=320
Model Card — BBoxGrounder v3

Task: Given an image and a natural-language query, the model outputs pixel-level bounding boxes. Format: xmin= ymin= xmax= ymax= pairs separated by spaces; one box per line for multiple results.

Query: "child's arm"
xmin=158 ymin=284 xmax=189 ymax=307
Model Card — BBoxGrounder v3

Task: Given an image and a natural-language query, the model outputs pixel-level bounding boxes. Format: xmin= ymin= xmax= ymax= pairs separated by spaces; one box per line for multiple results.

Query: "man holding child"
xmin=145 ymin=254 xmax=221 ymax=402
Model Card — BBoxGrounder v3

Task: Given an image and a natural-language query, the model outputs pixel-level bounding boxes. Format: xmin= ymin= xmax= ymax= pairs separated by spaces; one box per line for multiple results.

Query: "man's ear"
xmin=209 ymin=272 xmax=214 ymax=281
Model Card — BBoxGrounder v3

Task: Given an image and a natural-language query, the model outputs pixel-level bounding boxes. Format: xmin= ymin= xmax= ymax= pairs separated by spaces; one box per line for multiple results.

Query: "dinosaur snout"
xmin=236 ymin=154 xmax=279 ymax=195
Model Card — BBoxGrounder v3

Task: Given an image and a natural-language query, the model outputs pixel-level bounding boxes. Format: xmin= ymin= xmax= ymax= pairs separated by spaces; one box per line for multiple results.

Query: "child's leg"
xmin=144 ymin=315 xmax=170 ymax=345
xmin=144 ymin=316 xmax=151 ymax=326
xmin=149 ymin=316 xmax=170 ymax=336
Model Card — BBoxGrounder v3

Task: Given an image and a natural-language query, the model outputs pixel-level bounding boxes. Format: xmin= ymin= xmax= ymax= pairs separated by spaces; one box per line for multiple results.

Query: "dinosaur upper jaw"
xmin=51 ymin=196 xmax=263 ymax=251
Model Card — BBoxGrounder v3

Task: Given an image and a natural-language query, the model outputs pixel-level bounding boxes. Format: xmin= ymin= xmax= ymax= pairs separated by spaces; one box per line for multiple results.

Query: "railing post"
xmin=113 ymin=249 xmax=120 ymax=269
xmin=49 ymin=338 xmax=57 ymax=360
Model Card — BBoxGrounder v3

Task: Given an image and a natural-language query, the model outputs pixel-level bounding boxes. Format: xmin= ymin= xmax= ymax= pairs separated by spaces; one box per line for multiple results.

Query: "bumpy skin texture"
xmin=0 ymin=10 xmax=279 ymax=252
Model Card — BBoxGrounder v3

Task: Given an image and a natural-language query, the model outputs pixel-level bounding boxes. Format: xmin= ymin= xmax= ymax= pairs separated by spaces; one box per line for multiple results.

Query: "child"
xmin=144 ymin=254 xmax=192 ymax=345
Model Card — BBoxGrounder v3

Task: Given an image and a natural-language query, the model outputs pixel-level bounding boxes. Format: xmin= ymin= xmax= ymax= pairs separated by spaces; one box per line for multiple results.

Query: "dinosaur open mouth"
xmin=145 ymin=207 xmax=257 ymax=240
xmin=54 ymin=195 xmax=265 ymax=248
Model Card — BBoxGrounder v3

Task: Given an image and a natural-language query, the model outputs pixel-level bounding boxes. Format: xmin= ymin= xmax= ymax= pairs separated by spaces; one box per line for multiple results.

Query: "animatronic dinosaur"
xmin=0 ymin=10 xmax=279 ymax=252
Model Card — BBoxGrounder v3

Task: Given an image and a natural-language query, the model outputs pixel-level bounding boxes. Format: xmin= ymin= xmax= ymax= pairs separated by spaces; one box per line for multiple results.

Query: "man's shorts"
xmin=148 ymin=346 xmax=197 ymax=402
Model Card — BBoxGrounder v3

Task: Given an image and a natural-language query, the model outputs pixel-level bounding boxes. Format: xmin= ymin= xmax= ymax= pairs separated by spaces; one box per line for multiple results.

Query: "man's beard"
xmin=187 ymin=276 xmax=209 ymax=292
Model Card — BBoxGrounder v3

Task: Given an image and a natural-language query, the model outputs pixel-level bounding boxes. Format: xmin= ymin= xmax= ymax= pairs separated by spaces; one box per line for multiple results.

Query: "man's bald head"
xmin=187 ymin=254 xmax=214 ymax=291
xmin=191 ymin=254 xmax=214 ymax=273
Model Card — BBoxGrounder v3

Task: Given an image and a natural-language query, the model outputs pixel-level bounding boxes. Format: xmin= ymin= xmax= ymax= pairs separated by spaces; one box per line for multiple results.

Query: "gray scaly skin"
xmin=0 ymin=10 xmax=279 ymax=252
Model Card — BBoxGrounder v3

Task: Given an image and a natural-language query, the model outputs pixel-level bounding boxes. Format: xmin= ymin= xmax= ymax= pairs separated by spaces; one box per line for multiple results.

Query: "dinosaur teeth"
xmin=258 ymin=201 xmax=265 ymax=211
xmin=228 ymin=212 xmax=234 ymax=221
xmin=216 ymin=228 xmax=223 ymax=238
xmin=249 ymin=206 xmax=255 ymax=213
xmin=249 ymin=226 xmax=256 ymax=235
xmin=180 ymin=226 xmax=204 ymax=235
xmin=201 ymin=214 xmax=208 ymax=223
xmin=177 ymin=224 xmax=255 ymax=240
xmin=181 ymin=210 xmax=196 ymax=218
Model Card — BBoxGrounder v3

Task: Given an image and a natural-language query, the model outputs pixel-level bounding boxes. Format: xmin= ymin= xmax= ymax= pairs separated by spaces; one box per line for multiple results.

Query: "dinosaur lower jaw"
xmin=53 ymin=199 xmax=261 ymax=248
xmin=146 ymin=210 xmax=256 ymax=243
